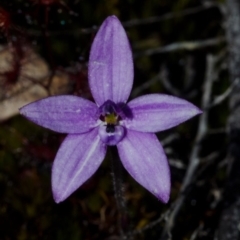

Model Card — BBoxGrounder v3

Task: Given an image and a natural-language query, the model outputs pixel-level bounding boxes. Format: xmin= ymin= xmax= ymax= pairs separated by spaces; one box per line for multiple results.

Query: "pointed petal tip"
xmin=53 ymin=191 xmax=65 ymax=204
xmin=53 ymin=194 xmax=62 ymax=204
xmin=157 ymin=192 xmax=170 ymax=204
xmin=52 ymin=178 xmax=75 ymax=203
xmin=151 ymin=183 xmax=170 ymax=203
xmin=100 ymin=15 xmax=122 ymax=31
xmin=106 ymin=15 xmax=117 ymax=19
xmin=197 ymin=108 xmax=203 ymax=115
xmin=189 ymin=105 xmax=202 ymax=119
xmin=19 ymin=104 xmax=34 ymax=120
xmin=19 ymin=105 xmax=27 ymax=116
xmin=104 ymin=15 xmax=120 ymax=23
xmin=19 ymin=105 xmax=32 ymax=118
xmin=193 ymin=105 xmax=203 ymax=115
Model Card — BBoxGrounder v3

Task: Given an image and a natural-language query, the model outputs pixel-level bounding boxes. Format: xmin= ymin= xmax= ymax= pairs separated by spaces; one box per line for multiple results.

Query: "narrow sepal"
xmin=52 ymin=128 xmax=107 ymax=203
xmin=20 ymin=95 xmax=99 ymax=134
xmin=125 ymin=94 xmax=202 ymax=132
xmin=89 ymin=16 xmax=133 ymax=105
xmin=117 ymin=130 xmax=170 ymax=203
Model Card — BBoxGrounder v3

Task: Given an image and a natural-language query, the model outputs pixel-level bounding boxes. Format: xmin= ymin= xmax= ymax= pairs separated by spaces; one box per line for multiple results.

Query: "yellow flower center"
xmin=104 ymin=113 xmax=118 ymax=125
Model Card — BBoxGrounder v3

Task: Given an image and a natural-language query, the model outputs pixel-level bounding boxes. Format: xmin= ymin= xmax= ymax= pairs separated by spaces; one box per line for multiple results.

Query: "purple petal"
xmin=89 ymin=15 xmax=133 ymax=106
xmin=52 ymin=128 xmax=107 ymax=203
xmin=125 ymin=94 xmax=202 ymax=132
xmin=117 ymin=130 xmax=170 ymax=203
xmin=19 ymin=95 xmax=99 ymax=134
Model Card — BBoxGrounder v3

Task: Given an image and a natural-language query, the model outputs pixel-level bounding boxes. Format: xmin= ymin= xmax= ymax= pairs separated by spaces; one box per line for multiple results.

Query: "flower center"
xmin=99 ymin=100 xmax=121 ymax=132
xmin=98 ymin=100 xmax=125 ymax=145
xmin=104 ymin=113 xmax=118 ymax=133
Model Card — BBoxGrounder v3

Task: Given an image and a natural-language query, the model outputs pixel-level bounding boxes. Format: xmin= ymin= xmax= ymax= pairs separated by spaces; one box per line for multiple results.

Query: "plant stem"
xmin=110 ymin=147 xmax=130 ymax=239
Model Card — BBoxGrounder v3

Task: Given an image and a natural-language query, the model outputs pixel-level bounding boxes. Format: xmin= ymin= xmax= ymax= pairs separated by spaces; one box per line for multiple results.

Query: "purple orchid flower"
xmin=19 ymin=15 xmax=201 ymax=204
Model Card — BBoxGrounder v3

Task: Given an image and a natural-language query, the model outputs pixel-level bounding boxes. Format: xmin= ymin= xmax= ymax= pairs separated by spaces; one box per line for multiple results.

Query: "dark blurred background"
xmin=0 ymin=0 xmax=232 ymax=239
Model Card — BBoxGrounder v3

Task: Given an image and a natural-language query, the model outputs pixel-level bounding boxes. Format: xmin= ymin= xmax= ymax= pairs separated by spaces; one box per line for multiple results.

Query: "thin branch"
xmin=159 ymin=64 xmax=181 ymax=96
xmin=190 ymin=223 xmax=204 ymax=240
xmin=134 ymin=37 xmax=225 ymax=58
xmin=216 ymin=0 xmax=240 ymax=238
xmin=161 ymin=133 xmax=179 ymax=147
xmin=128 ymin=201 xmax=176 ymax=238
xmin=206 ymin=77 xmax=240 ymax=109
xmin=131 ymin=63 xmax=193 ymax=98
xmin=161 ymin=54 xmax=216 ymax=238
xmin=169 ymin=159 xmax=186 ymax=169
xmin=123 ymin=3 xmax=220 ymax=27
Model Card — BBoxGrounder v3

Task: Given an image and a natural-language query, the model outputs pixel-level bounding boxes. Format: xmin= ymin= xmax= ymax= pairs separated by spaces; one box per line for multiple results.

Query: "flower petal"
xmin=52 ymin=128 xmax=107 ymax=203
xmin=19 ymin=95 xmax=99 ymax=134
xmin=117 ymin=130 xmax=170 ymax=203
xmin=89 ymin=15 xmax=133 ymax=106
xmin=125 ymin=94 xmax=202 ymax=132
